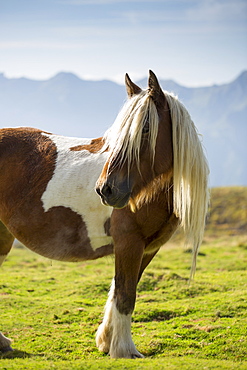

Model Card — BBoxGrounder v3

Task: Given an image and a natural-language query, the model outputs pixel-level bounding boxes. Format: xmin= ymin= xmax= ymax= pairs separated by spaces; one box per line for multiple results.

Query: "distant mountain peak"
xmin=51 ymin=72 xmax=81 ymax=82
xmin=237 ymin=70 xmax=247 ymax=79
xmin=235 ymin=70 xmax=247 ymax=84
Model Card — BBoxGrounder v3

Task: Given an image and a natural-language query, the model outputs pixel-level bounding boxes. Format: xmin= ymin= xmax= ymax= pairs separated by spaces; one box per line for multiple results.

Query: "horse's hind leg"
xmin=0 ymin=221 xmax=14 ymax=266
xmin=0 ymin=221 xmax=14 ymax=352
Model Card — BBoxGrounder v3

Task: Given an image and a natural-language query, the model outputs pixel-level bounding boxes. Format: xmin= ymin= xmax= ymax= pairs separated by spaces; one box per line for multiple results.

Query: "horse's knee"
xmin=0 ymin=221 xmax=14 ymax=265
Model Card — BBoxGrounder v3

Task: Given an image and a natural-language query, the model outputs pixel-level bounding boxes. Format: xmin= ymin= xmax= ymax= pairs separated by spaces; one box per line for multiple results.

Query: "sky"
xmin=0 ymin=0 xmax=246 ymax=87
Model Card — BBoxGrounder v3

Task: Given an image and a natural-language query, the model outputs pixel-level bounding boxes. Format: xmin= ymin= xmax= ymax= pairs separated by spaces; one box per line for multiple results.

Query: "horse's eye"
xmin=142 ymin=116 xmax=149 ymax=134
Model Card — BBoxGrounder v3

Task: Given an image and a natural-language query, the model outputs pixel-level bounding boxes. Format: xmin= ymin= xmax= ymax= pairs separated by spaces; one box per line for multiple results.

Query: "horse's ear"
xmin=148 ymin=70 xmax=165 ymax=105
xmin=125 ymin=73 xmax=142 ymax=98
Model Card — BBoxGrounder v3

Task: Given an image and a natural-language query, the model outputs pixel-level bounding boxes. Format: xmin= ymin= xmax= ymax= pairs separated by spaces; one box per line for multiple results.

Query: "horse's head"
xmin=96 ymin=70 xmax=173 ymax=210
xmin=96 ymin=70 xmax=209 ymax=279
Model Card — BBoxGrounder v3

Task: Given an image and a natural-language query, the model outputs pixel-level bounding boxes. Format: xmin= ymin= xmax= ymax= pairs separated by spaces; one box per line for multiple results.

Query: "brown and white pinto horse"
xmin=0 ymin=71 xmax=209 ymax=358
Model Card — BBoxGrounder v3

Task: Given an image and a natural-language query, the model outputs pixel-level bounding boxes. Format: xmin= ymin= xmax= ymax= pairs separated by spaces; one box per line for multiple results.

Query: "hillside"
xmin=0 ymin=71 xmax=246 ymax=186
xmin=205 ymin=187 xmax=247 ymax=237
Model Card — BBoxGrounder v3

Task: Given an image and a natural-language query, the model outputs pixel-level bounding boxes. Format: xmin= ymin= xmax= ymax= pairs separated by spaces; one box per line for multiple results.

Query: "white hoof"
xmin=109 ymin=345 xmax=144 ymax=359
xmin=109 ymin=335 xmax=144 ymax=359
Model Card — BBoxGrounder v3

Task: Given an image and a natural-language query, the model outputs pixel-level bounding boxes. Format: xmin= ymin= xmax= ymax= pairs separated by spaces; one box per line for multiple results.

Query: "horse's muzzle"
xmin=95 ymin=181 xmax=131 ymax=209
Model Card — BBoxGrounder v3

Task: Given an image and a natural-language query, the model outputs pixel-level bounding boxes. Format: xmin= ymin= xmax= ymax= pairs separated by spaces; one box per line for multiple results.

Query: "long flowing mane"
xmin=165 ymin=93 xmax=209 ymax=278
xmin=103 ymin=90 xmax=209 ymax=278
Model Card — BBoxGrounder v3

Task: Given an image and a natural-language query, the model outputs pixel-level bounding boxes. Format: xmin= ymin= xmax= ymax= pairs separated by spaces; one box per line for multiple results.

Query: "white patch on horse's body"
xmin=41 ymin=134 xmax=112 ymax=250
xmin=96 ymin=279 xmax=144 ymax=358
xmin=0 ymin=255 xmax=7 ymax=267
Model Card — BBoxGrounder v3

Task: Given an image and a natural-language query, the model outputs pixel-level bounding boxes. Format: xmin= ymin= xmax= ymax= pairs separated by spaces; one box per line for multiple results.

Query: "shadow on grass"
xmin=0 ymin=349 xmax=44 ymax=359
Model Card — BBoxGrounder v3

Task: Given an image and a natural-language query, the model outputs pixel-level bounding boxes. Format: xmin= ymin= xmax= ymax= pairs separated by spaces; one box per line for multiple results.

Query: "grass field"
xmin=0 ymin=187 xmax=247 ymax=369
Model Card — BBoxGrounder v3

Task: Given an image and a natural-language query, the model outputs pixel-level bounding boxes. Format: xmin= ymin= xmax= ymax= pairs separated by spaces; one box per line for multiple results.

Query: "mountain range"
xmin=0 ymin=71 xmax=246 ymax=187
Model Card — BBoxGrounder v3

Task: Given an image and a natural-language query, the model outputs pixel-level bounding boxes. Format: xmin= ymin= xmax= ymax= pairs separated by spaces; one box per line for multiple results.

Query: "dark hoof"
xmin=1 ymin=346 xmax=13 ymax=353
xmin=131 ymin=353 xmax=144 ymax=359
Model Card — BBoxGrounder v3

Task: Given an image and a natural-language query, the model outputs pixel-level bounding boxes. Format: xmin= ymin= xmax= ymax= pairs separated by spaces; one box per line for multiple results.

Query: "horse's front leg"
xmin=110 ymin=237 xmax=145 ymax=359
xmin=96 ymin=212 xmax=145 ymax=358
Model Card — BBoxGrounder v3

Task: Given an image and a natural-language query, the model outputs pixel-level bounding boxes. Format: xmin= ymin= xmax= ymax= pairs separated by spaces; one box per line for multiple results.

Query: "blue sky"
xmin=0 ymin=0 xmax=246 ymax=86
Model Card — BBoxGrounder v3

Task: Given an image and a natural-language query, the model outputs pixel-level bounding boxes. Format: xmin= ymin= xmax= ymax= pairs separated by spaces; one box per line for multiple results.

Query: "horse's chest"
xmin=41 ymin=134 xmax=112 ymax=250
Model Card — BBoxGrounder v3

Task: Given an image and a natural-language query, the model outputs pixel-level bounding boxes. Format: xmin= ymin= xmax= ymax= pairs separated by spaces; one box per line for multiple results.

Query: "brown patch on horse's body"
xmin=0 ymin=128 xmax=113 ymax=261
xmin=104 ymin=218 xmax=111 ymax=236
xmin=70 ymin=138 xmax=105 ymax=153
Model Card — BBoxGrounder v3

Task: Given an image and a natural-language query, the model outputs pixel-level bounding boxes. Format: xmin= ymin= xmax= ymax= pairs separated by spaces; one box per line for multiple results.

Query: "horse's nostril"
xmin=102 ymin=183 xmax=113 ymax=198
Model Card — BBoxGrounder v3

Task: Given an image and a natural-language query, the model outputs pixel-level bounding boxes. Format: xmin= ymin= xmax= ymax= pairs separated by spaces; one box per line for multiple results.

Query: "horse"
xmin=0 ymin=70 xmax=209 ymax=359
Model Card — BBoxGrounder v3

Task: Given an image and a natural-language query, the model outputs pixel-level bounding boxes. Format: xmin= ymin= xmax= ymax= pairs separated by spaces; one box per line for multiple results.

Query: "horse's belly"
xmin=9 ymin=203 xmax=113 ymax=262
xmin=38 ymin=206 xmax=114 ymax=262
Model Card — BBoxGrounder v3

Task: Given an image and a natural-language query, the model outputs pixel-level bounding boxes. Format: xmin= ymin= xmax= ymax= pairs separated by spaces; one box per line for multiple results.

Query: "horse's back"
xmin=0 ymin=128 xmax=113 ymax=262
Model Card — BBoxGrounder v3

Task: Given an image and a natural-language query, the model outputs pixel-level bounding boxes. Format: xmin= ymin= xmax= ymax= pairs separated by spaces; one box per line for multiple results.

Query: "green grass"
xmin=1 ymin=234 xmax=246 ymax=369
xmin=0 ymin=186 xmax=247 ymax=369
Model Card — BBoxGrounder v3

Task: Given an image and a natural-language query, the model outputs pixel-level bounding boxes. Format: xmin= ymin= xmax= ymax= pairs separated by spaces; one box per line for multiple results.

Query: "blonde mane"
xmin=103 ymin=90 xmax=209 ymax=278
xmin=102 ymin=91 xmax=159 ymax=172
xmin=165 ymin=92 xmax=209 ymax=278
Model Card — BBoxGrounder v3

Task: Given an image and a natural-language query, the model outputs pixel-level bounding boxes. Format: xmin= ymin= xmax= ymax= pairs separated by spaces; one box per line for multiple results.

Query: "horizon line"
xmin=0 ymin=69 xmax=246 ymax=89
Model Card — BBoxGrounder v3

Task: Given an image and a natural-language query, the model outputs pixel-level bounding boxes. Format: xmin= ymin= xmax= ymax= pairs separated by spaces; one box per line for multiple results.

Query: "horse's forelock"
xmin=102 ymin=91 xmax=159 ymax=173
